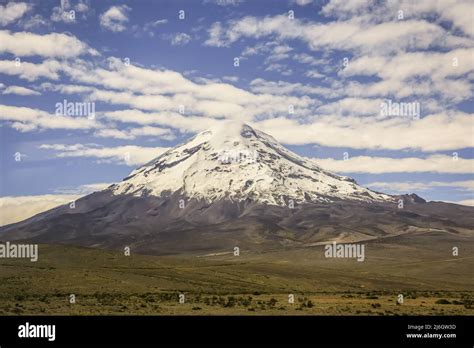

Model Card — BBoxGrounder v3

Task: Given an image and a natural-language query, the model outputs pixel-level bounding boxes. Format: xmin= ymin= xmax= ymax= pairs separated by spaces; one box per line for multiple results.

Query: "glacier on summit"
xmin=111 ymin=122 xmax=392 ymax=205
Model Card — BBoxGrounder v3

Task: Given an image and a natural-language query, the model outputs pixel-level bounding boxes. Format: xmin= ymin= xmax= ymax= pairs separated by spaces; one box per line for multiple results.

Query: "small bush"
xmin=268 ymin=298 xmax=278 ymax=307
xmin=435 ymin=299 xmax=451 ymax=305
xmin=462 ymin=297 xmax=473 ymax=309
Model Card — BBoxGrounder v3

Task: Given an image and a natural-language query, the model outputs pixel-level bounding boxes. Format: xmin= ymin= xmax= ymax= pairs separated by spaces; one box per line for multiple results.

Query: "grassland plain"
xmin=0 ymin=232 xmax=473 ymax=315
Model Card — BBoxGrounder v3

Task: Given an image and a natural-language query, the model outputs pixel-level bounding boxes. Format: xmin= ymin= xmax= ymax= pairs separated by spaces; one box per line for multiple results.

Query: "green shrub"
xmin=435 ymin=299 xmax=451 ymax=305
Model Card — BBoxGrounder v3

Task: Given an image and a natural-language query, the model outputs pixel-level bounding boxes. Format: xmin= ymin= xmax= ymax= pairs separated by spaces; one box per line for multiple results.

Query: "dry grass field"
xmin=0 ymin=232 xmax=473 ymax=315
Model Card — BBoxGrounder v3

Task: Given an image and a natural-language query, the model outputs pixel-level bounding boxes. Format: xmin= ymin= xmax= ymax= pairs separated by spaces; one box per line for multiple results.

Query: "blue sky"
xmin=0 ymin=0 xmax=473 ymax=223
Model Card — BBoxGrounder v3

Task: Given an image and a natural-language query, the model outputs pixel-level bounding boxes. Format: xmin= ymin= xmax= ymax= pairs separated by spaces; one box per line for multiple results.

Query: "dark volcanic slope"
xmin=1 ymin=189 xmax=472 ymax=255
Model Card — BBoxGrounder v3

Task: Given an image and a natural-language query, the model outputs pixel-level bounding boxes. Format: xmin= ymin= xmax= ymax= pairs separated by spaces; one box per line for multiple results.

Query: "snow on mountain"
xmin=110 ymin=122 xmax=393 ymax=206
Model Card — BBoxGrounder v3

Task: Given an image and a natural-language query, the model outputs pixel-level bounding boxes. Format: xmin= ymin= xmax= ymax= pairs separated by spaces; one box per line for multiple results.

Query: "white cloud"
xmin=0 ymin=30 xmax=98 ymax=57
xmin=266 ymin=44 xmax=293 ymax=62
xmin=94 ymin=126 xmax=175 ymax=140
xmin=148 ymin=19 xmax=167 ymax=26
xmin=0 ymin=59 xmax=62 ymax=81
xmin=127 ymin=126 xmax=175 ymax=139
xmin=75 ymin=0 xmax=90 ymax=13
xmin=204 ymin=14 xmax=466 ymax=54
xmin=0 ymin=21 xmax=468 ymax=154
xmin=321 ymin=0 xmax=474 ymax=37
xmin=18 ymin=14 xmax=50 ymax=30
xmin=241 ymin=42 xmax=295 ymax=74
xmin=293 ymin=53 xmax=326 ymax=66
xmin=100 ymin=5 xmax=130 ymax=32
xmin=82 ymin=84 xmax=313 ymax=125
xmin=454 ymin=199 xmax=474 ymax=206
xmin=0 ymin=194 xmax=79 ymax=226
xmin=264 ymin=63 xmax=292 ymax=76
xmin=53 ymin=182 xmax=112 ymax=195
xmin=101 ymin=109 xmax=221 ymax=133
xmin=1 ymin=51 xmax=462 ymax=152
xmin=305 ymin=70 xmax=325 ymax=79
xmin=0 ymin=181 xmax=112 ymax=226
xmin=167 ymin=32 xmax=191 ymax=45
xmin=205 ymin=0 xmax=244 ymax=6
xmin=42 ymin=57 xmax=315 ymax=124
xmin=93 ymin=128 xmax=133 ymax=140
xmin=0 ymin=104 xmax=100 ymax=132
xmin=311 ymin=155 xmax=474 ymax=174
xmin=223 ymin=75 xmax=239 ymax=82
xmin=250 ymin=78 xmax=336 ymax=97
xmin=2 ymin=85 xmax=40 ymax=95
xmin=255 ymin=111 xmax=474 ymax=151
xmin=39 ymin=143 xmax=169 ymax=166
xmin=294 ymin=0 xmax=313 ymax=6
xmin=316 ymin=97 xmax=384 ymax=116
xmin=0 ymin=2 xmax=31 ymax=26
xmin=51 ymin=3 xmax=74 ymax=23
xmin=80 ymin=182 xmax=111 ymax=191
xmin=40 ymin=82 xmax=94 ymax=94
xmin=202 ymin=7 xmax=472 ymax=108
xmin=366 ymin=180 xmax=474 ymax=193
xmin=0 ymin=48 xmax=468 ymax=152
xmin=340 ymin=48 xmax=474 ymax=103
xmin=204 ymin=22 xmax=227 ymax=47
xmin=242 ymin=41 xmax=273 ymax=56
xmin=138 ymin=18 xmax=168 ymax=37
xmin=439 ymin=2 xmax=473 ymax=37
xmin=51 ymin=0 xmax=91 ymax=23
xmin=343 ymin=78 xmax=472 ymax=105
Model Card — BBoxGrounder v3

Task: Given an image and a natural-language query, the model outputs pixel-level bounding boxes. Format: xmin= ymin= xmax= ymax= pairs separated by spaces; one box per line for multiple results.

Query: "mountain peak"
xmin=196 ymin=121 xmax=258 ymax=148
xmin=207 ymin=120 xmax=253 ymax=134
xmin=111 ymin=124 xmax=393 ymax=206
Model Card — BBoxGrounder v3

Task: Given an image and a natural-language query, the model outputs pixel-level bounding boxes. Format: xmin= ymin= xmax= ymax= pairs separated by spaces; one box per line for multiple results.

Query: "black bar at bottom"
xmin=0 ymin=316 xmax=472 ymax=346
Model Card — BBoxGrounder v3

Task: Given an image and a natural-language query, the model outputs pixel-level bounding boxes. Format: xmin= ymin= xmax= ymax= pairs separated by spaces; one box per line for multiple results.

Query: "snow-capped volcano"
xmin=111 ymin=122 xmax=392 ymax=205
xmin=2 ymin=121 xmax=472 ymax=255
